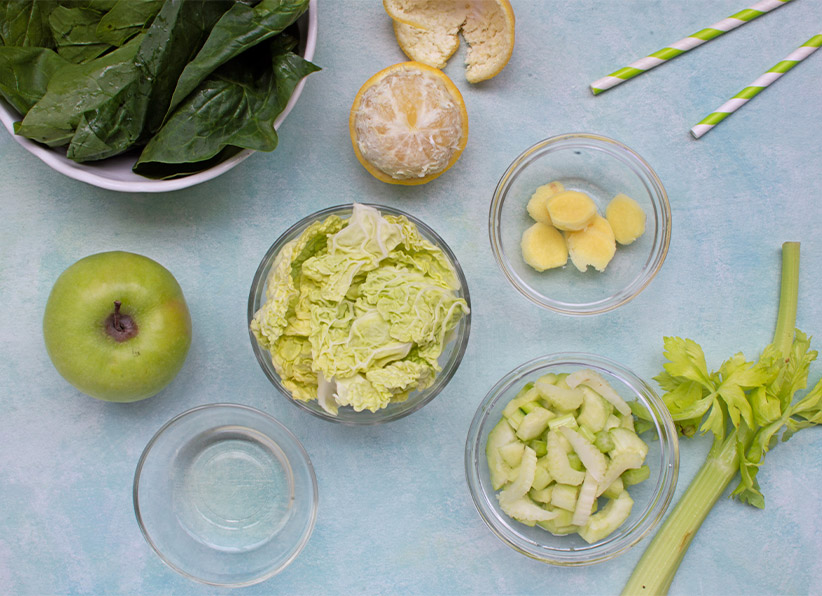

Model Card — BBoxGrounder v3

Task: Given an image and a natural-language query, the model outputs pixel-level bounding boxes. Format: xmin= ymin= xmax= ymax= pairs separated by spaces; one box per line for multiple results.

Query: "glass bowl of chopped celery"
xmin=489 ymin=133 xmax=671 ymax=315
xmin=247 ymin=203 xmax=472 ymax=425
xmin=465 ymin=353 xmax=678 ymax=566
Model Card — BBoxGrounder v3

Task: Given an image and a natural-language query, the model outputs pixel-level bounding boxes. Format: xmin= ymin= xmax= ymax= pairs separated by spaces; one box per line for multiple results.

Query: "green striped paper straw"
xmin=691 ymin=32 xmax=822 ymax=138
xmin=590 ymin=0 xmax=794 ymax=95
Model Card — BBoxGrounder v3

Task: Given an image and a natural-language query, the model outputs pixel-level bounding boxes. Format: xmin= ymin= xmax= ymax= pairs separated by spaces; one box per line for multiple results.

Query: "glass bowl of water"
xmin=133 ymin=404 xmax=318 ymax=587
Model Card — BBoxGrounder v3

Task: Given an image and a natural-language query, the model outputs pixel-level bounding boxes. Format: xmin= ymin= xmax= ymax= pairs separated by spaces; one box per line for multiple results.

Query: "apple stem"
xmin=105 ymin=300 xmax=138 ymax=342
xmin=113 ymin=300 xmax=123 ymax=331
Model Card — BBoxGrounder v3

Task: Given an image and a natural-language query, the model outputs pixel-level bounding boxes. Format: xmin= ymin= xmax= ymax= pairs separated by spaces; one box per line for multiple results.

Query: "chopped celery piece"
xmin=551 ymin=484 xmax=579 ymax=511
xmin=500 ymin=446 xmax=537 ymax=502
xmin=499 ymin=442 xmax=525 ymax=468
xmin=601 ymin=476 xmax=624 ymax=499
xmin=567 ymin=452 xmax=584 ymax=471
xmin=594 ymin=430 xmax=615 ymax=453
xmin=622 ymin=465 xmax=650 ymax=486
xmin=577 ymin=424 xmax=597 ymax=444
xmin=521 ymin=400 xmax=541 ymax=414
xmin=572 ymin=472 xmax=599 ymax=526
xmin=536 ymin=372 xmax=558 ymax=386
xmin=619 ymin=411 xmax=636 ymax=432
xmin=528 ymin=439 xmax=547 ymax=457
xmin=566 ymin=369 xmax=631 ymax=416
xmin=579 ymin=491 xmax=634 ymax=544
xmin=502 ymin=385 xmax=539 ymax=419
xmin=486 ymin=419 xmax=517 ymax=490
xmin=547 ymin=412 xmax=577 ymax=431
xmin=537 ymin=379 xmax=584 ymax=411
xmin=538 ymin=510 xmax=579 ymax=536
xmin=499 ymin=495 xmax=559 ymax=523
xmin=609 ymin=427 xmax=649 ymax=458
xmin=559 ymin=426 xmax=608 ymax=482
xmin=530 ymin=485 xmax=554 ymax=504
xmin=516 ymin=406 xmax=554 ymax=440
xmin=546 ymin=431 xmax=585 ymax=485
xmin=576 ymin=385 xmax=613 ymax=432
xmin=506 ymin=409 xmax=525 ymax=430
xmin=532 ymin=465 xmax=552 ymax=491
xmin=597 ymin=452 xmax=645 ymax=497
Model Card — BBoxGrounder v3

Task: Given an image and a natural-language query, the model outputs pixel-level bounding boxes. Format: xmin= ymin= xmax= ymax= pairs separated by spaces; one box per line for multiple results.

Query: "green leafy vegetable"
xmin=0 ymin=46 xmax=68 ymax=113
xmin=623 ymin=242 xmax=822 ymax=595
xmin=0 ymin=0 xmax=317 ymax=179
xmin=0 ymin=0 xmax=55 ymax=48
xmin=15 ymin=35 xmax=141 ymax=146
xmin=95 ymin=0 xmax=162 ymax=47
xmin=65 ymin=0 xmax=233 ymax=162
xmin=167 ymin=0 xmax=309 ymax=116
xmin=250 ymin=204 xmax=470 ymax=415
xmin=48 ymin=5 xmax=110 ymax=64
xmin=133 ymin=38 xmax=319 ymax=179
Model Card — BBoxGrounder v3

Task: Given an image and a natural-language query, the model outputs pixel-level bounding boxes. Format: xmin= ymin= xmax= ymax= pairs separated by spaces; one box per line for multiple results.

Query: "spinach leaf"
xmin=66 ymin=0 xmax=233 ymax=162
xmin=134 ymin=0 xmax=234 ymax=136
xmin=48 ymin=5 xmax=110 ymax=64
xmin=0 ymin=46 xmax=69 ymax=114
xmin=0 ymin=0 xmax=55 ymax=48
xmin=95 ymin=0 xmax=162 ymax=47
xmin=66 ymin=77 xmax=142 ymax=161
xmin=167 ymin=0 xmax=309 ymax=115
xmin=67 ymin=1 xmax=118 ymax=11
xmin=15 ymin=35 xmax=140 ymax=146
xmin=134 ymin=42 xmax=319 ymax=179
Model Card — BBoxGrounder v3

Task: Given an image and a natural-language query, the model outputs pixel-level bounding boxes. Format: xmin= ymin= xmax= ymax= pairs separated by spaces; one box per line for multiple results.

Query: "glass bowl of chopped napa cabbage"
xmin=465 ymin=353 xmax=678 ymax=566
xmin=248 ymin=203 xmax=472 ymax=425
xmin=0 ymin=0 xmax=317 ymax=192
xmin=489 ymin=133 xmax=671 ymax=315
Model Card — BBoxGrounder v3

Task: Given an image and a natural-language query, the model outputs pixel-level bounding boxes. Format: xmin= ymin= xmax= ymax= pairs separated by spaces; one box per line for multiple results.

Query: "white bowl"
xmin=0 ymin=0 xmax=317 ymax=193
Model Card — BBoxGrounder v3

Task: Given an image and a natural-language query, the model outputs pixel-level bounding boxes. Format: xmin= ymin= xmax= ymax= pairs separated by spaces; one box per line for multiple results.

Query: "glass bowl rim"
xmin=464 ymin=352 xmax=679 ymax=566
xmin=247 ymin=202 xmax=472 ymax=425
xmin=488 ymin=132 xmax=672 ymax=316
xmin=132 ymin=402 xmax=319 ymax=587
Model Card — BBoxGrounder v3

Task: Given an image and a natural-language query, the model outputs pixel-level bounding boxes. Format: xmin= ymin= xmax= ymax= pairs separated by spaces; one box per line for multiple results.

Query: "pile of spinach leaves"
xmin=0 ymin=0 xmax=319 ymax=179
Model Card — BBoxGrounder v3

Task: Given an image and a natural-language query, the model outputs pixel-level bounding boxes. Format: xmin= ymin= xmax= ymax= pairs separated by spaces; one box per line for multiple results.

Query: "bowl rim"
xmin=132 ymin=402 xmax=319 ymax=587
xmin=247 ymin=202 xmax=472 ymax=425
xmin=464 ymin=352 xmax=679 ymax=566
xmin=0 ymin=0 xmax=318 ymax=193
xmin=489 ymin=132 xmax=672 ymax=316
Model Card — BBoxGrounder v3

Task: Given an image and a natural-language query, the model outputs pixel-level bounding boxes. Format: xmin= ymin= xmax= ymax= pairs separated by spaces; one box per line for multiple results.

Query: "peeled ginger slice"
xmin=546 ymin=190 xmax=598 ymax=231
xmin=521 ymin=222 xmax=567 ymax=272
xmin=606 ymin=193 xmax=646 ymax=245
xmin=526 ymin=181 xmax=564 ymax=225
xmin=566 ymin=216 xmax=616 ymax=272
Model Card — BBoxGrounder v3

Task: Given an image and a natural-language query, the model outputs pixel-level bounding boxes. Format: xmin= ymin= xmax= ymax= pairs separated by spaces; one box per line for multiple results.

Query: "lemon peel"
xmin=384 ymin=0 xmax=515 ymax=83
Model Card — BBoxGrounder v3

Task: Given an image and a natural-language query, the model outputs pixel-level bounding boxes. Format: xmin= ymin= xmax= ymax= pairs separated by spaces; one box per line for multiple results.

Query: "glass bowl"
xmin=133 ymin=404 xmax=318 ymax=587
xmin=489 ymin=133 xmax=671 ymax=315
xmin=0 ymin=0 xmax=317 ymax=192
xmin=465 ymin=353 xmax=678 ymax=566
xmin=247 ymin=203 xmax=472 ymax=425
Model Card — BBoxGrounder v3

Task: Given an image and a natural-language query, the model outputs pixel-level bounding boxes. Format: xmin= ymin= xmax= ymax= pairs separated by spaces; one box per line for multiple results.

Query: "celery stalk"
xmin=622 ymin=242 xmax=801 ymax=595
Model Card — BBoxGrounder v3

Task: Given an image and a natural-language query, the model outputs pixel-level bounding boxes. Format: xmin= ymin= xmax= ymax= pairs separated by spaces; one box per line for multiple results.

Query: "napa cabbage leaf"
xmin=251 ymin=204 xmax=469 ymax=414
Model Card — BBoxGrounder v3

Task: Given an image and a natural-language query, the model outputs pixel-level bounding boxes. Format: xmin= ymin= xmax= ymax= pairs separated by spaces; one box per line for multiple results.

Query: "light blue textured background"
xmin=1 ymin=1 xmax=821 ymax=594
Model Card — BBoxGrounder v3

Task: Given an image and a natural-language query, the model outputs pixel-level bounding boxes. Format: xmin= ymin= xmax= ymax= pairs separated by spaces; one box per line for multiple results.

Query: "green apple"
xmin=43 ymin=251 xmax=192 ymax=402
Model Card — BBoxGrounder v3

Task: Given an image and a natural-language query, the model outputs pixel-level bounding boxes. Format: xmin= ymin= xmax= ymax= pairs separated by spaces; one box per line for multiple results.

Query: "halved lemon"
xmin=384 ymin=0 xmax=515 ymax=83
xmin=349 ymin=61 xmax=469 ymax=185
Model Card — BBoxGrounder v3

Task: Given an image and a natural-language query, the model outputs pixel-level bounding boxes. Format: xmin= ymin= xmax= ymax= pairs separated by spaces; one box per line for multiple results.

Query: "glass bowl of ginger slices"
xmin=489 ymin=133 xmax=671 ymax=316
